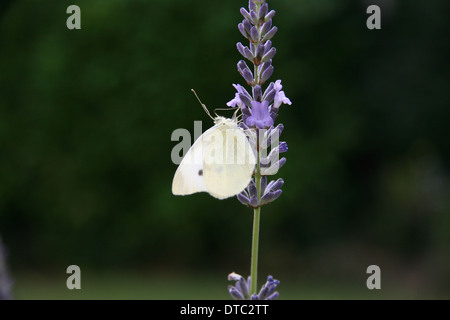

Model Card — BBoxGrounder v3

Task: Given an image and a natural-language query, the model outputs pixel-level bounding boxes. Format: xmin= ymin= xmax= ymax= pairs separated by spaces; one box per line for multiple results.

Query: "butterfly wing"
xmin=203 ymin=121 xmax=256 ymax=199
xmin=171 ymin=125 xmax=219 ymax=196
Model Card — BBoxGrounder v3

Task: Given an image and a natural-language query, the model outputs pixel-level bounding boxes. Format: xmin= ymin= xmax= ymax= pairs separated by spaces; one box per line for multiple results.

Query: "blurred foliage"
xmin=0 ymin=0 xmax=449 ymax=296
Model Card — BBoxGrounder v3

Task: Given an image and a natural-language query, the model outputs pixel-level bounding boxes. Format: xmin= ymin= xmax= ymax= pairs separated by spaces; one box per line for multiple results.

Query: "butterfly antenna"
xmin=213 ymin=106 xmax=239 ymax=119
xmin=191 ymin=89 xmax=214 ymax=120
xmin=232 ymin=106 xmax=240 ymax=121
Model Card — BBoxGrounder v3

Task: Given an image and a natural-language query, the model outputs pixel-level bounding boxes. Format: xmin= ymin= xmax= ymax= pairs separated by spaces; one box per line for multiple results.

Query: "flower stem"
xmin=250 ymin=145 xmax=262 ymax=295
xmin=250 ymin=203 xmax=261 ymax=295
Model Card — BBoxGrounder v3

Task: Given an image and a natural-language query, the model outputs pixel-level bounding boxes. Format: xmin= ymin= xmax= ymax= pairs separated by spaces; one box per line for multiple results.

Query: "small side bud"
xmin=240 ymin=7 xmax=252 ymax=22
xmin=253 ymin=85 xmax=262 ymax=102
xmin=264 ymin=10 xmax=276 ymax=22
xmin=250 ymin=26 xmax=259 ymax=43
xmin=258 ymin=3 xmax=269 ymax=22
xmin=260 ymin=65 xmax=274 ymax=84
xmin=260 ymin=20 xmax=272 ymax=37
xmin=262 ymin=27 xmax=278 ymax=42
xmin=238 ymin=23 xmax=248 ymax=39
xmin=262 ymin=47 xmax=276 ymax=63
xmin=250 ymin=10 xmax=258 ymax=25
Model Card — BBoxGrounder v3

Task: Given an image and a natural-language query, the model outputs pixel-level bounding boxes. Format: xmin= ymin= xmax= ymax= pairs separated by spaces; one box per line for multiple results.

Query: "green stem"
xmin=250 ymin=144 xmax=261 ymax=296
xmin=250 ymin=202 xmax=261 ymax=296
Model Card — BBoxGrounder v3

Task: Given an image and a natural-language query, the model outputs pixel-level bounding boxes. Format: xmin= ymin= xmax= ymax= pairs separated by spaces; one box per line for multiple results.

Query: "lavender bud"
xmin=229 ymin=285 xmax=245 ymax=300
xmin=278 ymin=157 xmax=287 ymax=169
xmin=260 ymin=19 xmax=272 ymax=37
xmin=243 ymin=46 xmax=255 ymax=61
xmin=250 ymin=26 xmax=259 ymax=43
xmin=260 ymin=275 xmax=280 ymax=299
xmin=258 ymin=3 xmax=269 ymax=21
xmin=258 ymin=286 xmax=270 ymax=300
xmin=262 ymin=47 xmax=276 ymax=63
xmin=228 ymin=272 xmax=243 ymax=281
xmin=250 ymin=10 xmax=258 ymax=25
xmin=237 ymin=59 xmax=249 ymax=72
xmin=238 ymin=66 xmax=252 ymax=80
xmin=239 ymin=93 xmax=252 ymax=108
xmin=251 ymin=44 xmax=257 ymax=59
xmin=263 ymin=40 xmax=272 ymax=55
xmin=241 ymin=69 xmax=254 ymax=85
xmin=251 ymin=294 xmax=260 ymax=300
xmin=236 ymin=277 xmax=250 ymax=299
xmin=238 ymin=23 xmax=248 ymax=39
xmin=264 ymin=89 xmax=276 ymax=103
xmin=248 ymin=179 xmax=257 ymax=197
xmin=238 ymin=60 xmax=253 ymax=80
xmin=262 ymin=26 xmax=278 ymax=42
xmin=236 ymin=42 xmax=247 ymax=58
xmin=267 ymin=292 xmax=279 ymax=300
xmin=255 ymin=44 xmax=265 ymax=61
xmin=236 ymin=83 xmax=253 ymax=100
xmin=237 ymin=193 xmax=250 ymax=206
xmin=249 ymin=0 xmax=256 ymax=13
xmin=259 ymin=61 xmax=271 ymax=79
xmin=243 ymin=19 xmax=252 ymax=35
xmin=249 ymin=195 xmax=258 ymax=207
xmin=263 ymin=179 xmax=284 ymax=196
xmin=260 ymin=175 xmax=268 ymax=193
xmin=264 ymin=10 xmax=276 ymax=22
xmin=260 ymin=65 xmax=274 ymax=84
xmin=261 ymin=189 xmax=282 ymax=204
xmin=265 ymin=180 xmax=275 ymax=192
xmin=266 ymin=276 xmax=280 ymax=295
xmin=262 ymin=82 xmax=274 ymax=98
xmin=253 ymin=85 xmax=262 ymax=102
xmin=268 ymin=178 xmax=284 ymax=192
xmin=279 ymin=141 xmax=288 ymax=153
xmin=240 ymin=7 xmax=252 ymax=22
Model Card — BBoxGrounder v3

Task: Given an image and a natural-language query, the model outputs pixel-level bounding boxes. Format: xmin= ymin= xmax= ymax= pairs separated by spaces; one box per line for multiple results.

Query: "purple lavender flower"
xmin=227 ymin=0 xmax=291 ymax=300
xmin=228 ymin=272 xmax=280 ymax=300
xmin=228 ymin=0 xmax=291 ymax=209
xmin=0 ymin=237 xmax=13 ymax=300
xmin=246 ymin=101 xmax=274 ymax=129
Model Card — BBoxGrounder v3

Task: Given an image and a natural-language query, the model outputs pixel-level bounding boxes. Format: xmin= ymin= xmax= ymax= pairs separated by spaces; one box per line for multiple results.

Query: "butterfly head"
xmin=214 ymin=116 xmax=236 ymax=126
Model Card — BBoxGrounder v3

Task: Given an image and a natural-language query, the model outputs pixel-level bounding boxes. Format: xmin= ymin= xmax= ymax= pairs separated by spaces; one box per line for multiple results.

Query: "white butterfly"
xmin=172 ymin=92 xmax=256 ymax=199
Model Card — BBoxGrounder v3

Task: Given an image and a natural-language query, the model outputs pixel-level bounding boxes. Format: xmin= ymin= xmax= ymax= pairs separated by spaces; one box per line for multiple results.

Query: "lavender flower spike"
xmin=230 ymin=0 xmax=291 ymax=200
xmin=228 ymin=273 xmax=280 ymax=300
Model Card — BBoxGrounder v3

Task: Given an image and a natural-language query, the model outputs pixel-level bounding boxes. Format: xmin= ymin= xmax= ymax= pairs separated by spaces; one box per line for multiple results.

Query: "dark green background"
xmin=0 ymin=0 xmax=449 ymax=299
